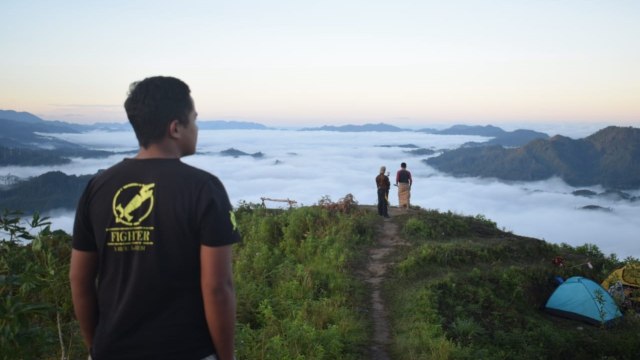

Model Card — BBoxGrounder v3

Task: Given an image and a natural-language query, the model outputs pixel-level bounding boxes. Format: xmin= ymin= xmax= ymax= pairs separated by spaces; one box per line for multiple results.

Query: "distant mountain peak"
xmin=300 ymin=123 xmax=406 ymax=132
xmin=587 ymin=126 xmax=640 ymax=145
xmin=423 ymin=124 xmax=549 ymax=148
xmin=198 ymin=120 xmax=269 ymax=130
xmin=0 ymin=109 xmax=44 ymax=123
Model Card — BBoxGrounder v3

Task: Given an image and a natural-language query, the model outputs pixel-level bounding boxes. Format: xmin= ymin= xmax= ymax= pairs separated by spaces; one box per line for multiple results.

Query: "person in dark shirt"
xmin=70 ymin=76 xmax=240 ymax=360
xmin=375 ymin=166 xmax=390 ymax=218
xmin=395 ymin=162 xmax=413 ymax=209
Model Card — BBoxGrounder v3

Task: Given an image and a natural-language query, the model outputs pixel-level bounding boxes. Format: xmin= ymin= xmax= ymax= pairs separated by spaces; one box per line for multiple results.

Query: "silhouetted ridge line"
xmin=425 ymin=126 xmax=640 ymax=190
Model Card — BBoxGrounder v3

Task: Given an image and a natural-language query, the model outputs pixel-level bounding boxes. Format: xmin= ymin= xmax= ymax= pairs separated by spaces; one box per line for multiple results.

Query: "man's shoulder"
xmin=90 ymin=159 xmax=128 ymax=180
xmin=92 ymin=159 xmax=218 ymax=184
xmin=178 ymin=163 xmax=229 ymax=192
xmin=176 ymin=160 xmax=213 ymax=176
xmin=166 ymin=161 xmax=226 ymax=189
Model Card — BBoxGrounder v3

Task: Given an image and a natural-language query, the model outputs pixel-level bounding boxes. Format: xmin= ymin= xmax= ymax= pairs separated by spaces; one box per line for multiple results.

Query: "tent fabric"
xmin=545 ymin=276 xmax=622 ymax=326
xmin=602 ymin=264 xmax=640 ymax=289
xmin=602 ymin=264 xmax=640 ymax=303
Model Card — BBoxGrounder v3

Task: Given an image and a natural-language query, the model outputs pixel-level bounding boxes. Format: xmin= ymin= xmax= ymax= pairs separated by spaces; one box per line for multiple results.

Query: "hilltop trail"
xmin=363 ymin=206 xmax=410 ymax=360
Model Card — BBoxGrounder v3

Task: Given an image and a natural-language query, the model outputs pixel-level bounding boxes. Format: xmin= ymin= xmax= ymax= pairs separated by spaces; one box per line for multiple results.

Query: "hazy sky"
xmin=1 ymin=0 xmax=639 ymax=126
xmin=8 ymin=128 xmax=640 ymax=259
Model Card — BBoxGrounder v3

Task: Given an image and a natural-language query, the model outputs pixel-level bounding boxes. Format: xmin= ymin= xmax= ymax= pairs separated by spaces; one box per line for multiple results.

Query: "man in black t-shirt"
xmin=70 ymin=76 xmax=240 ymax=360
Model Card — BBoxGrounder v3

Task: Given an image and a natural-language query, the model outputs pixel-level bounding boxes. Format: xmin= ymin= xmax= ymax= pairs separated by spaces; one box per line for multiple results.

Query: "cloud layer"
xmin=4 ymin=128 xmax=639 ymax=259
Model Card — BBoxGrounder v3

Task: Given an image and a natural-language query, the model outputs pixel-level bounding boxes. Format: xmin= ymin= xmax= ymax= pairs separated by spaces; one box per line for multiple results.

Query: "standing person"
xmin=69 ymin=76 xmax=240 ymax=360
xmin=375 ymin=166 xmax=390 ymax=218
xmin=396 ymin=162 xmax=413 ymax=209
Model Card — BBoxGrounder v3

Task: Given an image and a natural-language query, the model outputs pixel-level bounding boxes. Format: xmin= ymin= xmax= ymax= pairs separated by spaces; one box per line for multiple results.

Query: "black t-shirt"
xmin=73 ymin=158 xmax=241 ymax=360
xmin=396 ymin=169 xmax=412 ymax=184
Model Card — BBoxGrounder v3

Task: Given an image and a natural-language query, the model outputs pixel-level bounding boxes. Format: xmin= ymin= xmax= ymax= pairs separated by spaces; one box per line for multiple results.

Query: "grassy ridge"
xmin=386 ymin=209 xmax=640 ymax=359
xmin=0 ymin=199 xmax=379 ymax=359
xmin=232 ymin=199 xmax=378 ymax=359
xmin=3 ymin=204 xmax=640 ymax=359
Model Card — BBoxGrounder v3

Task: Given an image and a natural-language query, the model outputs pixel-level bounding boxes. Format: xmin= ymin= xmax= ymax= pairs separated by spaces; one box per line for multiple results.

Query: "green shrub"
xmin=402 ymin=218 xmax=430 ymax=238
xmin=0 ymin=210 xmax=84 ymax=360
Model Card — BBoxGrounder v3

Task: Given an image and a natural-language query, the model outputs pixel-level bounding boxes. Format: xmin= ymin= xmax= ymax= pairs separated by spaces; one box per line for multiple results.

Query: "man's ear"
xmin=168 ymin=119 xmax=181 ymax=139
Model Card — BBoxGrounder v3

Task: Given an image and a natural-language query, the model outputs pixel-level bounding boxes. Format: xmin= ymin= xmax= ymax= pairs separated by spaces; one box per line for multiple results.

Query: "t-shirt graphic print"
xmin=108 ymin=182 xmax=156 ymax=252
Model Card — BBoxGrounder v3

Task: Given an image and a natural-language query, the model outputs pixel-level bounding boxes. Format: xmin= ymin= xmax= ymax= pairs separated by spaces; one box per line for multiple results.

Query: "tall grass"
xmin=232 ymin=200 xmax=378 ymax=359
xmin=5 ymin=205 xmax=640 ymax=359
xmin=386 ymin=210 xmax=640 ymax=359
xmin=1 ymin=200 xmax=378 ymax=360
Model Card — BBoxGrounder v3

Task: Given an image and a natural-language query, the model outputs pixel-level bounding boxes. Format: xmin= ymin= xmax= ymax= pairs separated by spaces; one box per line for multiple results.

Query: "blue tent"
xmin=545 ymin=276 xmax=622 ymax=326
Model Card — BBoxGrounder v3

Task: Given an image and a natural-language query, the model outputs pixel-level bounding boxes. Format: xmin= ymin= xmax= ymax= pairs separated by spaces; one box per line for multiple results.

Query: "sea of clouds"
xmin=3 ymin=126 xmax=639 ymax=259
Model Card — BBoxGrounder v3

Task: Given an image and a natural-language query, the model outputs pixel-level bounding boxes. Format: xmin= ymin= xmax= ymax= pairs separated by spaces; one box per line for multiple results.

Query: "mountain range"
xmin=301 ymin=123 xmax=549 ymax=147
xmin=2 ymin=110 xmax=550 ymax=150
xmin=0 ymin=110 xmax=270 ymax=165
xmin=301 ymin=123 xmax=406 ymax=132
xmin=0 ymin=111 xmax=116 ymax=165
xmin=417 ymin=124 xmax=550 ymax=147
xmin=2 ymin=108 xmax=638 ymax=194
xmin=469 ymin=129 xmax=550 ymax=148
xmin=425 ymin=126 xmax=640 ymax=190
xmin=0 ymin=110 xmax=269 ymax=148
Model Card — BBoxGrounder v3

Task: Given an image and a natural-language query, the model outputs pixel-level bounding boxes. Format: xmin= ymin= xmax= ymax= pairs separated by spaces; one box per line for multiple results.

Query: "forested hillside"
xmin=0 ymin=171 xmax=93 ymax=212
xmin=0 ymin=111 xmax=116 ymax=165
xmin=426 ymin=126 xmax=640 ymax=189
xmin=0 ymin=146 xmax=114 ymax=166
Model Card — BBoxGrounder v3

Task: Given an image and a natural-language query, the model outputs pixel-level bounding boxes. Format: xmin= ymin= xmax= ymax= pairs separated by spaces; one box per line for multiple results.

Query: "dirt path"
xmin=364 ymin=207 xmax=410 ymax=359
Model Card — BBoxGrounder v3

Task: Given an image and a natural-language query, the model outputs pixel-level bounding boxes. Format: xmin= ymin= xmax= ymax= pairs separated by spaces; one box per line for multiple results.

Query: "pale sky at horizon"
xmin=1 ymin=0 xmax=639 ymax=127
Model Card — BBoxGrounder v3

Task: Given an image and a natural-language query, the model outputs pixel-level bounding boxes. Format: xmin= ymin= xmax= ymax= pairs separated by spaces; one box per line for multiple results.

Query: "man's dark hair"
xmin=124 ymin=76 xmax=192 ymax=148
xmin=401 ymin=162 xmax=407 ymax=168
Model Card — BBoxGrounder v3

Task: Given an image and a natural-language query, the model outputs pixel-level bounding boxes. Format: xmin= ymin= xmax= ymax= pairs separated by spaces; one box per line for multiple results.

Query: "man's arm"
xmin=69 ymin=249 xmax=99 ymax=350
xmin=201 ymin=244 xmax=236 ymax=360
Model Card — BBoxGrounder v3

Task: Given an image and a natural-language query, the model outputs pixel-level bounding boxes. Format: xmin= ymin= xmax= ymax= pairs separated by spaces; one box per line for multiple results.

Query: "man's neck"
xmin=135 ymin=142 xmax=182 ymax=159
